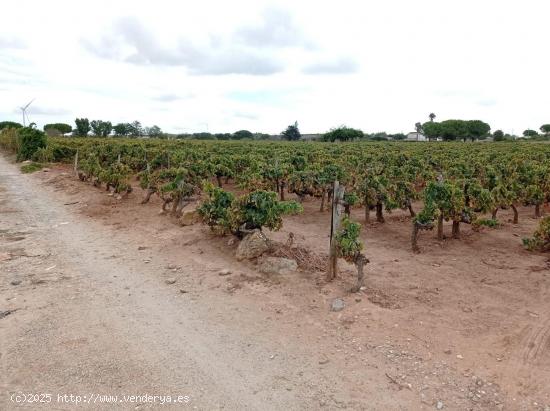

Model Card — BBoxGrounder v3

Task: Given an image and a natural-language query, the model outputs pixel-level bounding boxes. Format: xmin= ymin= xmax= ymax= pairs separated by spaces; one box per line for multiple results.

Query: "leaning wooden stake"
xmin=327 ymin=181 xmax=345 ymax=281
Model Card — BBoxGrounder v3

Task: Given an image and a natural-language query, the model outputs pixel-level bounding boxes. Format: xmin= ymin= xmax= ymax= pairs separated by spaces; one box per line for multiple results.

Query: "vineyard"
xmin=6 ymin=135 xmax=549 ymax=260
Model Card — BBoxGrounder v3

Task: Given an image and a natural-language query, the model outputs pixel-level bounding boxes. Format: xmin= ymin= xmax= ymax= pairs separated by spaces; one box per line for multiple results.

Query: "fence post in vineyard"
xmin=327 ymin=180 xmax=345 ymax=281
xmin=117 ymin=153 xmax=121 ymax=164
xmin=73 ymin=150 xmax=78 ymax=176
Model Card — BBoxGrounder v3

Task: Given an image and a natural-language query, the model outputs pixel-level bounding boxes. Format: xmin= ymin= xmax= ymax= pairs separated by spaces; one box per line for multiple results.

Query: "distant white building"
xmin=406 ymin=132 xmax=428 ymax=141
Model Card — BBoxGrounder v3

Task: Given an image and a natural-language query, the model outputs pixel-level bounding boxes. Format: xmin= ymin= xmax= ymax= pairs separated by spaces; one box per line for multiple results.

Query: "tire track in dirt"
xmin=521 ymin=316 xmax=550 ymax=367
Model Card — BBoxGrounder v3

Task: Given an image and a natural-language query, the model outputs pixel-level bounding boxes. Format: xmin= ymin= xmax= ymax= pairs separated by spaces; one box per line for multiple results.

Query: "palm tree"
xmin=429 ymin=113 xmax=436 ymax=122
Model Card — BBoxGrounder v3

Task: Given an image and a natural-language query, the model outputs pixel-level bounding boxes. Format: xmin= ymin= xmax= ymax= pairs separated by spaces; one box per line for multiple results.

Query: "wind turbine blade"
xmin=23 ymin=98 xmax=35 ymax=110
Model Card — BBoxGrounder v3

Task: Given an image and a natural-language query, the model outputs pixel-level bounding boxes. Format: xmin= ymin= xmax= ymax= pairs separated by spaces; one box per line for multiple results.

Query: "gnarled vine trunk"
xmin=320 ymin=191 xmax=325 ymax=212
xmin=492 ymin=208 xmax=498 ymax=220
xmin=511 ymin=204 xmax=519 ymax=224
xmin=452 ymin=220 xmax=460 ymax=239
xmin=376 ymin=202 xmax=384 ymax=223
xmin=411 ymin=222 xmax=433 ymax=253
xmin=344 ymin=203 xmax=351 ymax=217
xmin=437 ymin=214 xmax=444 ymax=240
xmin=408 ymin=203 xmax=416 ymax=217
xmin=351 ymin=254 xmax=368 ymax=293
xmin=141 ymin=188 xmax=155 ymax=204
xmin=411 ymin=223 xmax=420 ymax=253
xmin=535 ymin=204 xmax=541 ymax=218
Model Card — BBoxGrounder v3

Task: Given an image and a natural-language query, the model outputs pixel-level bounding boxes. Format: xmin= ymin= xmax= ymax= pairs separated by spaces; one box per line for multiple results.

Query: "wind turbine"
xmin=20 ymin=98 xmax=35 ymax=126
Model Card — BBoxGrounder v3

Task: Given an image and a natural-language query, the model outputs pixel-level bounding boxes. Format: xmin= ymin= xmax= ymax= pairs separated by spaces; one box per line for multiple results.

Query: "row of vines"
xmin=5 ymin=133 xmax=550 ymax=255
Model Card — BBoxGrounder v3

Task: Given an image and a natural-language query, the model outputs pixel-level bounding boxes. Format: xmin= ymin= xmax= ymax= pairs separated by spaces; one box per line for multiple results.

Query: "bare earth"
xmin=1 ymin=154 xmax=550 ymax=411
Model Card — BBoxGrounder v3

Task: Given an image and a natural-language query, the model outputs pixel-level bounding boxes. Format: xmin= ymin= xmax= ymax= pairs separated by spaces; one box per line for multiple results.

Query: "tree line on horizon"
xmin=1 ymin=116 xmax=550 ymax=142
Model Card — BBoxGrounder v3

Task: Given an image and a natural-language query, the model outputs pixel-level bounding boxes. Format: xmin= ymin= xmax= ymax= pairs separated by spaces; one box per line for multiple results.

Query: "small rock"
xmin=218 ymin=269 xmax=232 ymax=276
xmin=331 ymin=298 xmax=345 ymax=312
xmin=436 ymin=400 xmax=444 ymax=410
xmin=166 ymin=264 xmax=178 ymax=270
xmin=179 ymin=210 xmax=200 ymax=226
xmin=165 ymin=278 xmax=176 ymax=285
xmin=115 ymin=195 xmax=123 ymax=200
xmin=235 ymin=230 xmax=270 ymax=260
xmin=259 ymin=257 xmax=297 ymax=275
xmin=10 ymin=280 xmax=22 ymax=286
xmin=456 ymin=354 xmax=464 ymax=359
xmin=444 ymin=349 xmax=452 ymax=355
xmin=138 ymin=246 xmax=147 ymax=250
xmin=319 ymin=357 xmax=330 ymax=365
xmin=227 ymin=238 xmax=236 ymax=246
xmin=42 ymin=168 xmax=50 ymax=172
xmin=355 ymin=298 xmax=362 ymax=303
xmin=179 ymin=289 xmax=188 ymax=294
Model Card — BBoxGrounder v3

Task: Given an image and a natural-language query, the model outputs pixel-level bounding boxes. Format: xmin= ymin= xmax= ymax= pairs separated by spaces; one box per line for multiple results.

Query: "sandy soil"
xmin=1 ymin=155 xmax=550 ymax=411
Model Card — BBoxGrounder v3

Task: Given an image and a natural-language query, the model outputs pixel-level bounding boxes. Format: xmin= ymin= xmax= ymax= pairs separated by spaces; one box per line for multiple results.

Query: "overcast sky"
xmin=1 ymin=0 xmax=549 ymax=135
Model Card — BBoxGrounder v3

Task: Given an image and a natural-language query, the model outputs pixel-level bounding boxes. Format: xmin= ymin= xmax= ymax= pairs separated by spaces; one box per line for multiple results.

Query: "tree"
xmin=0 ymin=121 xmax=23 ymax=131
xmin=466 ymin=120 xmax=491 ymax=141
xmin=128 ymin=121 xmax=143 ymax=137
xmin=113 ymin=123 xmax=131 ymax=136
xmin=281 ymin=121 xmax=301 ymax=141
xmin=438 ymin=120 xmax=469 ymax=141
xmin=44 ymin=123 xmax=72 ymax=136
xmin=16 ymin=124 xmax=47 ymax=161
xmin=74 ymin=118 xmax=90 ymax=137
xmin=422 ymin=121 xmax=440 ymax=140
xmin=523 ymin=129 xmax=538 ymax=137
xmin=90 ymin=120 xmax=113 ymax=137
xmin=429 ymin=113 xmax=436 ymax=122
xmin=366 ymin=132 xmax=388 ymax=141
xmin=233 ymin=130 xmax=253 ymax=140
xmin=323 ymin=126 xmax=364 ymax=142
xmin=493 ymin=130 xmax=505 ymax=141
xmin=145 ymin=125 xmax=163 ymax=138
xmin=540 ymin=124 xmax=550 ymax=136
xmin=415 ymin=122 xmax=423 ymax=133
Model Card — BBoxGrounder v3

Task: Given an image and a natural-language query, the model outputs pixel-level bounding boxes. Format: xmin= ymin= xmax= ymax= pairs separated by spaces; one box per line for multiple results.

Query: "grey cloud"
xmin=153 ymin=93 xmax=194 ymax=102
xmin=0 ymin=36 xmax=26 ymax=49
xmin=21 ymin=106 xmax=71 ymax=115
xmin=234 ymin=8 xmax=314 ymax=49
xmin=82 ymin=17 xmax=282 ymax=75
xmin=302 ymin=57 xmax=359 ymax=75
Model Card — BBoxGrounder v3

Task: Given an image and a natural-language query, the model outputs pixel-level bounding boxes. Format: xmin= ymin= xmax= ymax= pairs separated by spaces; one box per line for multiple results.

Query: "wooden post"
xmin=73 ymin=150 xmax=78 ymax=176
xmin=327 ymin=180 xmax=345 ymax=281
